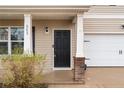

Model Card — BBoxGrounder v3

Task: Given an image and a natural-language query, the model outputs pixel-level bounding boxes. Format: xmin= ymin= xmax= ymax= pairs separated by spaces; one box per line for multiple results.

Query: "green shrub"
xmin=1 ymin=54 xmax=47 ymax=88
xmin=12 ymin=47 xmax=23 ymax=54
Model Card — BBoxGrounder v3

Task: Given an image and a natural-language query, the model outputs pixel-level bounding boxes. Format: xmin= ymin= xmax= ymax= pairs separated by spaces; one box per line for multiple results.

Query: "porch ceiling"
xmin=0 ymin=14 xmax=75 ymax=20
xmin=0 ymin=6 xmax=90 ymax=20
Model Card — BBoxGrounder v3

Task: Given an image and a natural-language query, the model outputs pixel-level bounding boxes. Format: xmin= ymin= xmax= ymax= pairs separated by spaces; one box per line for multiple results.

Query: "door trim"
xmin=52 ymin=28 xmax=72 ymax=70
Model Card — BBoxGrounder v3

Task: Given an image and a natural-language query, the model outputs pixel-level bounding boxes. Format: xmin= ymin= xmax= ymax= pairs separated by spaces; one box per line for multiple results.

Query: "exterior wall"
xmin=85 ymin=5 xmax=124 ymax=14
xmin=0 ymin=20 xmax=24 ymax=74
xmin=0 ymin=20 xmax=23 ymax=26
xmin=84 ymin=18 xmax=124 ymax=32
xmin=33 ymin=20 xmax=76 ymax=72
xmin=0 ymin=20 xmax=76 ymax=73
xmin=1 ymin=6 xmax=124 ymax=73
xmin=84 ymin=6 xmax=124 ymax=33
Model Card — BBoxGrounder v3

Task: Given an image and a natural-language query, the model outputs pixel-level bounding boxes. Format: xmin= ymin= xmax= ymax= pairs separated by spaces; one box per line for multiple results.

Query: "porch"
xmin=40 ymin=70 xmax=85 ymax=85
xmin=0 ymin=6 xmax=89 ymax=76
xmin=46 ymin=68 xmax=124 ymax=88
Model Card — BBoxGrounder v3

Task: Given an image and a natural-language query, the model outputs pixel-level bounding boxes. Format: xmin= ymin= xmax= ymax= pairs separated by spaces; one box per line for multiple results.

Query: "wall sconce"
xmin=121 ymin=25 xmax=124 ymax=29
xmin=45 ymin=26 xmax=49 ymax=34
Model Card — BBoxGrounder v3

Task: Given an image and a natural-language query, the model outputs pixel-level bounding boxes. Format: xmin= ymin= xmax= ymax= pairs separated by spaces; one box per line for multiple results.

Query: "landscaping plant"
xmin=1 ymin=53 xmax=47 ymax=88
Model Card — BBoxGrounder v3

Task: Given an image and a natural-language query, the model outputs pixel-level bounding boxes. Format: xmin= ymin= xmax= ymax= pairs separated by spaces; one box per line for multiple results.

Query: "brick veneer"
xmin=73 ymin=57 xmax=85 ymax=81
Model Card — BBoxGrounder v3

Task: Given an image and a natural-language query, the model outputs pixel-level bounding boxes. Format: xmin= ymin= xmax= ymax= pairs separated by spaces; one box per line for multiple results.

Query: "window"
xmin=0 ymin=42 xmax=8 ymax=54
xmin=0 ymin=28 xmax=8 ymax=54
xmin=0 ymin=28 xmax=8 ymax=40
xmin=0 ymin=27 xmax=24 ymax=55
xmin=11 ymin=27 xmax=24 ymax=40
xmin=11 ymin=27 xmax=24 ymax=54
xmin=11 ymin=42 xmax=23 ymax=54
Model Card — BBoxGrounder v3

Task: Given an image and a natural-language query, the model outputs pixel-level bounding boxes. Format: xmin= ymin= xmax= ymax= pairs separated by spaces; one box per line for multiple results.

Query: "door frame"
xmin=52 ymin=28 xmax=72 ymax=70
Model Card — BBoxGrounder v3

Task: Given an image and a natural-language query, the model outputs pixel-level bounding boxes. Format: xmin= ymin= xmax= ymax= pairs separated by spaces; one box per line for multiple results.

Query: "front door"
xmin=54 ymin=30 xmax=70 ymax=68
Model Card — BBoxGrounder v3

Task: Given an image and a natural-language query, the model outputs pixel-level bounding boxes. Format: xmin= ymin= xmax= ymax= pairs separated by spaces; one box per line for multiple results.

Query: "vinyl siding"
xmin=0 ymin=20 xmax=76 ymax=73
xmin=1 ymin=5 xmax=124 ymax=73
xmin=84 ymin=6 xmax=124 ymax=32
xmin=33 ymin=20 xmax=76 ymax=73
xmin=84 ymin=19 xmax=124 ymax=32
xmin=0 ymin=20 xmax=23 ymax=26
xmin=85 ymin=5 xmax=124 ymax=15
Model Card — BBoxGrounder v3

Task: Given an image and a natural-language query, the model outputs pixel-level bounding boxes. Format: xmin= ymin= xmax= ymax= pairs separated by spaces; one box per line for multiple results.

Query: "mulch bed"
xmin=0 ymin=83 xmax=48 ymax=88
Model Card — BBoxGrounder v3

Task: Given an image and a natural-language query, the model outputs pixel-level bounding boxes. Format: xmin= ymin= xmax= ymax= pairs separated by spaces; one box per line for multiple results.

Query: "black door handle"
xmin=119 ymin=50 xmax=123 ymax=55
xmin=54 ymin=54 xmax=56 ymax=57
xmin=85 ymin=58 xmax=90 ymax=60
xmin=84 ymin=40 xmax=90 ymax=42
xmin=52 ymin=44 xmax=54 ymax=48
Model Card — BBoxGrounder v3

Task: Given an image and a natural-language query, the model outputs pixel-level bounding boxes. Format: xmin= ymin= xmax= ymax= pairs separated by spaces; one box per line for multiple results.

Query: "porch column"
xmin=76 ymin=14 xmax=84 ymax=57
xmin=74 ymin=14 xmax=85 ymax=81
xmin=24 ymin=14 xmax=33 ymax=54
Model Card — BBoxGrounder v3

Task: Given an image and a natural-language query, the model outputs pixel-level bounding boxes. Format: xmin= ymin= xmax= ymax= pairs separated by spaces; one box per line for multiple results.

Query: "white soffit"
xmin=0 ymin=6 xmax=90 ymax=14
xmin=0 ymin=6 xmax=90 ymax=10
xmin=0 ymin=6 xmax=90 ymax=20
xmin=0 ymin=14 xmax=74 ymax=20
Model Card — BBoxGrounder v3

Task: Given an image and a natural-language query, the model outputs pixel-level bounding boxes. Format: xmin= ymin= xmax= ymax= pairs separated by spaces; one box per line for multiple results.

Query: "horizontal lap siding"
xmin=0 ymin=20 xmax=24 ymax=78
xmin=86 ymin=6 xmax=124 ymax=14
xmin=0 ymin=20 xmax=76 ymax=73
xmin=0 ymin=20 xmax=23 ymax=26
xmin=84 ymin=19 xmax=124 ymax=32
xmin=84 ymin=6 xmax=124 ymax=32
xmin=33 ymin=20 xmax=75 ymax=73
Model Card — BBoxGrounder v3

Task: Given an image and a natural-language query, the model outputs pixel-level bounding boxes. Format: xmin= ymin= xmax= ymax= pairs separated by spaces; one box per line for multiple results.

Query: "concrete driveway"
xmin=49 ymin=68 xmax=124 ymax=88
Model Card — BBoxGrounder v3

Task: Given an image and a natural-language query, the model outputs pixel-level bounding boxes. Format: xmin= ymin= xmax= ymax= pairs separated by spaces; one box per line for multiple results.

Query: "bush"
xmin=1 ymin=54 xmax=47 ymax=88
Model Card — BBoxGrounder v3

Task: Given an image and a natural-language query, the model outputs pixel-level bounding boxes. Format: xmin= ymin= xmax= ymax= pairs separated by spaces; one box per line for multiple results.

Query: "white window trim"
xmin=0 ymin=26 xmax=24 ymax=55
xmin=0 ymin=26 xmax=23 ymax=27
xmin=0 ymin=40 xmax=8 ymax=42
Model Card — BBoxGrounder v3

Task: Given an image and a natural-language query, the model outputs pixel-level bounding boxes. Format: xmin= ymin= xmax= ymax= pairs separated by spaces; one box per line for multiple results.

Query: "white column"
xmin=75 ymin=14 xmax=84 ymax=57
xmin=24 ymin=14 xmax=32 ymax=54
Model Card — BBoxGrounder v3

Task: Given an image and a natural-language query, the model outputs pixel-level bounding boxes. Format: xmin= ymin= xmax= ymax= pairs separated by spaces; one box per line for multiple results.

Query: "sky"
xmin=0 ymin=0 xmax=124 ymax=93
xmin=0 ymin=0 xmax=124 ymax=5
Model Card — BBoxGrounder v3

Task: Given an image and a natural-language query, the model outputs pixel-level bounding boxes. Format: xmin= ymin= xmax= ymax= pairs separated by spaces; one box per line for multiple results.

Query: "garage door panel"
xmin=84 ymin=35 xmax=124 ymax=66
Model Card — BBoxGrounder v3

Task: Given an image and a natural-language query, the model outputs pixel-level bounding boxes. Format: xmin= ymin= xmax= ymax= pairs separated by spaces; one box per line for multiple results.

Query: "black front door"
xmin=54 ymin=30 xmax=70 ymax=67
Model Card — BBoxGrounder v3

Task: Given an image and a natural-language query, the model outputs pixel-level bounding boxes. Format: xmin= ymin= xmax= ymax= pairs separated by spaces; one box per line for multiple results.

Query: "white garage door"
xmin=84 ymin=35 xmax=124 ymax=66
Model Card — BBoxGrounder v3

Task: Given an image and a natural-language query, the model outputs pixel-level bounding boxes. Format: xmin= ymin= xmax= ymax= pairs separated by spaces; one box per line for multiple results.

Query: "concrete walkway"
xmin=41 ymin=70 xmax=85 ymax=85
xmin=48 ymin=68 xmax=124 ymax=88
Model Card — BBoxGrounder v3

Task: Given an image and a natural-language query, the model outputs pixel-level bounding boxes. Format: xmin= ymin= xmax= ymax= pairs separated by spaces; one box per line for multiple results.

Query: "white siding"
xmin=85 ymin=5 xmax=124 ymax=15
xmin=84 ymin=19 xmax=124 ymax=32
xmin=84 ymin=6 xmax=124 ymax=32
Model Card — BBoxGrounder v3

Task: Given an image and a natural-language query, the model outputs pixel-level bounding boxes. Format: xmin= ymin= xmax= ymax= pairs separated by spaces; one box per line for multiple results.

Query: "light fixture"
xmin=121 ymin=25 xmax=124 ymax=29
xmin=45 ymin=26 xmax=49 ymax=34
